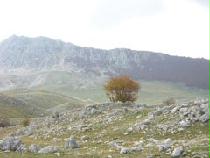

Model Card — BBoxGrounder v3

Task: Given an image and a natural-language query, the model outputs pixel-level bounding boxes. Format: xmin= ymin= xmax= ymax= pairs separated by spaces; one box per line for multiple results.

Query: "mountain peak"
xmin=1 ymin=35 xmax=75 ymax=47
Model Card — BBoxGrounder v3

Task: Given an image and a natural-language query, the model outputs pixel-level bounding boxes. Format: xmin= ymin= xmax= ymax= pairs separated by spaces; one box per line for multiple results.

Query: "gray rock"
xmin=14 ymin=127 xmax=33 ymax=137
xmin=118 ymin=144 xmax=143 ymax=154
xmin=199 ymin=113 xmax=209 ymax=123
xmin=38 ymin=146 xmax=58 ymax=154
xmin=29 ymin=144 xmax=40 ymax=153
xmin=80 ymin=104 xmax=102 ymax=118
xmin=25 ymin=127 xmax=33 ymax=136
xmin=127 ymin=127 xmax=133 ymax=132
xmin=143 ymin=118 xmax=152 ymax=125
xmin=179 ymin=120 xmax=190 ymax=127
xmin=65 ymin=138 xmax=79 ymax=149
xmin=108 ymin=140 xmax=122 ymax=150
xmin=133 ymin=119 xmax=149 ymax=131
xmin=120 ymin=147 xmax=130 ymax=154
xmin=0 ymin=137 xmax=23 ymax=151
xmin=130 ymin=146 xmax=143 ymax=152
xmin=179 ymin=107 xmax=188 ymax=113
xmin=16 ymin=144 xmax=27 ymax=152
xmin=171 ymin=146 xmax=184 ymax=157
xmin=158 ymin=138 xmax=173 ymax=151
xmin=171 ymin=106 xmax=180 ymax=113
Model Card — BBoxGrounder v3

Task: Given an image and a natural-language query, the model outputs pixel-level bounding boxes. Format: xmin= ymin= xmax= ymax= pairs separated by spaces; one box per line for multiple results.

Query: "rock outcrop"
xmin=0 ymin=137 xmax=25 ymax=152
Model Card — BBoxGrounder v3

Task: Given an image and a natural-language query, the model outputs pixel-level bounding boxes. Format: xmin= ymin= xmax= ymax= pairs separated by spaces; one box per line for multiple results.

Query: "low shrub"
xmin=0 ymin=118 xmax=10 ymax=127
xmin=22 ymin=117 xmax=31 ymax=127
xmin=163 ymin=97 xmax=176 ymax=106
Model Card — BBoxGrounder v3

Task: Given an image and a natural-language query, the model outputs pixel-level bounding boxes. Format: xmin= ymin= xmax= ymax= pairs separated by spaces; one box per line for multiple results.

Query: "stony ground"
xmin=0 ymin=99 xmax=209 ymax=158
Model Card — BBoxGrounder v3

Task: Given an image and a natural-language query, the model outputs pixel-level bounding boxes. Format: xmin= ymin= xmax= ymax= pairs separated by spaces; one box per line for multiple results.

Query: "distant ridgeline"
xmin=0 ymin=35 xmax=209 ymax=89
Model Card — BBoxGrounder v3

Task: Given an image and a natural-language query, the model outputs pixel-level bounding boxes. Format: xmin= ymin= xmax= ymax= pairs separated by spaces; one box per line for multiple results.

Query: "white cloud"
xmin=0 ymin=0 xmax=208 ymax=59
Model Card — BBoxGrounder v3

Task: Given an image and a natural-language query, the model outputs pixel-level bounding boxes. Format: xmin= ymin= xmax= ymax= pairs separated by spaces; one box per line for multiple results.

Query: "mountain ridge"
xmin=0 ymin=35 xmax=209 ymax=89
xmin=1 ymin=35 xmax=208 ymax=60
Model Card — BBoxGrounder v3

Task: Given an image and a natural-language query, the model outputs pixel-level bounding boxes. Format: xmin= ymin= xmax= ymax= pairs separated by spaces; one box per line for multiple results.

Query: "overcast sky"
xmin=0 ymin=0 xmax=209 ymax=59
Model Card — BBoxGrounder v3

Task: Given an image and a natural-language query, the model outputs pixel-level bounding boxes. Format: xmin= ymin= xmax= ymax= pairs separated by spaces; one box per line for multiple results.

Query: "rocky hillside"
xmin=0 ymin=35 xmax=209 ymax=89
xmin=0 ymin=99 xmax=209 ymax=157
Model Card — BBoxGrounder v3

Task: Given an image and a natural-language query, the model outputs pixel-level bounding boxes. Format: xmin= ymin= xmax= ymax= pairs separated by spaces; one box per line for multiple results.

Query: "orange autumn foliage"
xmin=104 ymin=76 xmax=140 ymax=103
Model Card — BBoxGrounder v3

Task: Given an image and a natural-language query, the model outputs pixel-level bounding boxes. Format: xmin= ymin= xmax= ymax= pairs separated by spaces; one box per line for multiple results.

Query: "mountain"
xmin=0 ymin=35 xmax=209 ymax=89
xmin=0 ymin=36 xmax=208 ymax=157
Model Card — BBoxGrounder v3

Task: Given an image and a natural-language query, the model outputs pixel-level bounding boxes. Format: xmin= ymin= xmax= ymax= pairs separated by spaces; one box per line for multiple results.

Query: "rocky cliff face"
xmin=0 ymin=35 xmax=209 ymax=89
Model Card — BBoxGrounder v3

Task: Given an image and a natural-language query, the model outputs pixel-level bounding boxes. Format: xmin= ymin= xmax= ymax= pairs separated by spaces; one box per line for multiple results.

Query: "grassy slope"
xmin=0 ymin=89 xmax=84 ymax=118
xmin=39 ymin=80 xmax=209 ymax=105
xmin=138 ymin=81 xmax=208 ymax=104
xmin=33 ymin=71 xmax=208 ymax=104
xmin=0 ymin=70 xmax=208 ymax=118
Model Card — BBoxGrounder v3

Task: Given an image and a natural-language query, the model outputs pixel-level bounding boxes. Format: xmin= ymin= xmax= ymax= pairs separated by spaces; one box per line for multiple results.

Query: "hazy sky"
xmin=0 ymin=0 xmax=209 ymax=59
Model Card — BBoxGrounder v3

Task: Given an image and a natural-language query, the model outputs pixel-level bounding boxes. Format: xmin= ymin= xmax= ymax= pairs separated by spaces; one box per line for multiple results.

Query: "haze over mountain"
xmin=0 ymin=35 xmax=208 ymax=90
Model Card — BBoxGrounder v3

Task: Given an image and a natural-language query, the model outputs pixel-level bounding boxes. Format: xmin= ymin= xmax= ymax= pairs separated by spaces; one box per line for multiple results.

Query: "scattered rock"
xmin=119 ymin=146 xmax=143 ymax=154
xmin=191 ymin=152 xmax=209 ymax=158
xmin=1 ymin=99 xmax=208 ymax=156
xmin=171 ymin=106 xmax=180 ymax=113
xmin=171 ymin=146 xmax=184 ymax=157
xmin=16 ymin=144 xmax=27 ymax=152
xmin=65 ymin=137 xmax=80 ymax=149
xmin=179 ymin=120 xmax=190 ymax=127
xmin=199 ymin=113 xmax=209 ymax=123
xmin=108 ymin=140 xmax=122 ymax=150
xmin=158 ymin=138 xmax=173 ymax=151
xmin=0 ymin=137 xmax=23 ymax=151
xmin=29 ymin=144 xmax=40 ymax=153
xmin=120 ymin=147 xmax=130 ymax=154
xmin=38 ymin=146 xmax=59 ymax=154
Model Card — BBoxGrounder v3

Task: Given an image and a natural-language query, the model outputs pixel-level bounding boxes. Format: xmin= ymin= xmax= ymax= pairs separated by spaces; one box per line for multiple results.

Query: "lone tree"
xmin=104 ymin=76 xmax=140 ymax=103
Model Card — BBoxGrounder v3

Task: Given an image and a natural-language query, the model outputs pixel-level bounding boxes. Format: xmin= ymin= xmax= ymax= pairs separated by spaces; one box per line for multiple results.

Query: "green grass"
xmin=0 ymin=89 xmax=84 ymax=118
xmin=41 ymin=71 xmax=209 ymax=104
xmin=139 ymin=81 xmax=208 ymax=104
xmin=0 ymin=73 xmax=208 ymax=118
